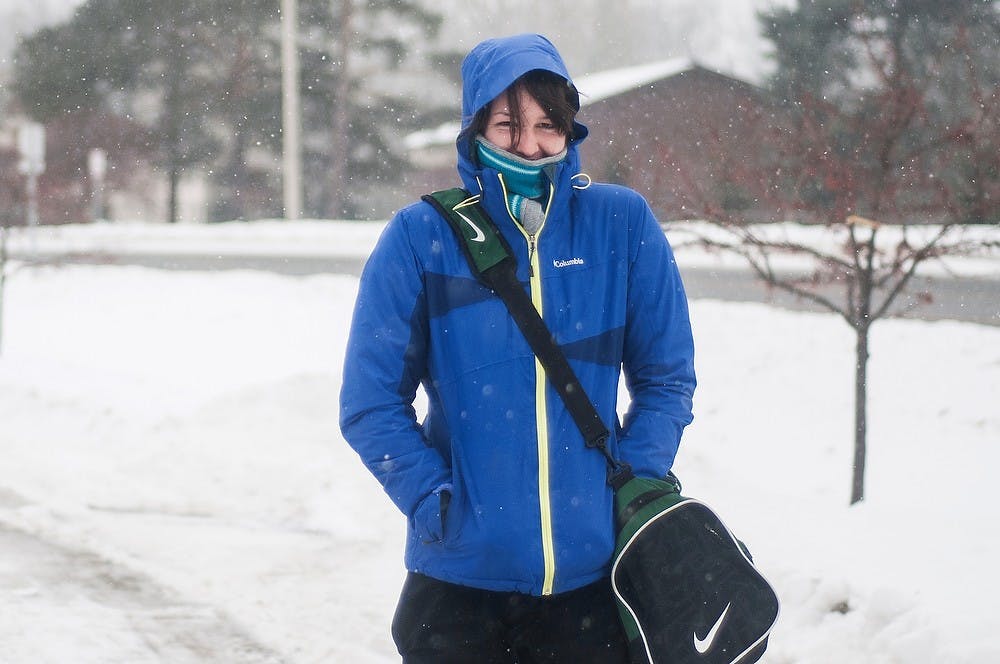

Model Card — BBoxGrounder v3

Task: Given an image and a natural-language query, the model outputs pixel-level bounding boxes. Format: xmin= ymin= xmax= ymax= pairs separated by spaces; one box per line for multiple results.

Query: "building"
xmin=403 ymin=58 xmax=786 ymax=223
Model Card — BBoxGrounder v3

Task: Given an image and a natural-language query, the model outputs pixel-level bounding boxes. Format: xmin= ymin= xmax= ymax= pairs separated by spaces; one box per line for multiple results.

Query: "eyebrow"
xmin=490 ymin=109 xmax=553 ymax=122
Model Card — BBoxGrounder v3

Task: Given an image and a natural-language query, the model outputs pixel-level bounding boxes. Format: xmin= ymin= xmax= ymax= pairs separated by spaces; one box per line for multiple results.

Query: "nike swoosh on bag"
xmin=693 ymin=601 xmax=731 ymax=654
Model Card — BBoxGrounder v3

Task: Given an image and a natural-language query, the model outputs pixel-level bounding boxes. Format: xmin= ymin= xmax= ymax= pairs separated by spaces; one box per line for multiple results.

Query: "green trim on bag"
xmin=613 ymin=475 xmax=686 ymax=643
xmin=613 ymin=476 xmax=684 ymax=557
xmin=612 ymin=476 xmax=684 ymax=646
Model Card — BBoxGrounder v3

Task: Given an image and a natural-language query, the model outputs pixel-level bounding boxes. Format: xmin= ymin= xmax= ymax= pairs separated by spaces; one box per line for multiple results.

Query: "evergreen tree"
xmin=13 ymin=0 xmax=253 ymax=222
xmin=761 ymin=0 xmax=1000 ymax=224
xmin=12 ymin=0 xmax=446 ymax=222
xmin=297 ymin=0 xmax=443 ymax=218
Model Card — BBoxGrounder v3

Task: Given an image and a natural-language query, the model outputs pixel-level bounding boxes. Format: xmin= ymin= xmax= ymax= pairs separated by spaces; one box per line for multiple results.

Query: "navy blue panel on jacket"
xmin=340 ymin=33 xmax=696 ymax=596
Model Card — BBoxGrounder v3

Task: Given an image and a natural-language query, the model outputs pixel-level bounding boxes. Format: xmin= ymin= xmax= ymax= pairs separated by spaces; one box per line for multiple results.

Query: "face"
xmin=483 ymin=87 xmax=568 ymax=160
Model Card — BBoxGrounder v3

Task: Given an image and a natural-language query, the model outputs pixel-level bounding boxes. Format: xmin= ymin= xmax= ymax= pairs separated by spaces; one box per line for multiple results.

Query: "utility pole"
xmin=281 ymin=0 xmax=302 ymax=220
xmin=0 ymin=226 xmax=7 ymax=355
xmin=328 ymin=0 xmax=353 ymax=219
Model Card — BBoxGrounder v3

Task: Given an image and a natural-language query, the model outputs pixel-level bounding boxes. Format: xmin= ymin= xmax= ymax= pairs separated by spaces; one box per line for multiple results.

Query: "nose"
xmin=512 ymin=128 xmax=542 ymax=159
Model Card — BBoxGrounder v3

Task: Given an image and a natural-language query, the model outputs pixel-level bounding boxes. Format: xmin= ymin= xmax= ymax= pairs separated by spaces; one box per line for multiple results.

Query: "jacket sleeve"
xmin=617 ymin=198 xmax=696 ymax=478
xmin=339 ymin=211 xmax=452 ymax=525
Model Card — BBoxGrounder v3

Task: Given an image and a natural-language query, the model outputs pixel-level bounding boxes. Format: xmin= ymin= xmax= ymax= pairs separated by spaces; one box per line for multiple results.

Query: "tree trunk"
xmin=223 ymin=126 xmax=249 ymax=221
xmin=168 ymin=164 xmax=180 ymax=225
xmin=851 ymin=323 xmax=870 ymax=504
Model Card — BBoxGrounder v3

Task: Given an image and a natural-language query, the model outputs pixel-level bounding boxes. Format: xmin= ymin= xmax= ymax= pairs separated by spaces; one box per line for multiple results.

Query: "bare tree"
xmin=673 ymin=1 xmax=1000 ymax=504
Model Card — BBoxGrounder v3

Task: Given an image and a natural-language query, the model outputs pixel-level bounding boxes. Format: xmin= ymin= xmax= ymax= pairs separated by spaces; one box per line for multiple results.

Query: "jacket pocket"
xmin=413 ymin=489 xmax=449 ymax=543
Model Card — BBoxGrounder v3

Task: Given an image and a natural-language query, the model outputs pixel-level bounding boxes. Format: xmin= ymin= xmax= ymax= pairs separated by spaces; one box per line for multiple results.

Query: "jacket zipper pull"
xmin=528 ymin=235 xmax=537 ymax=278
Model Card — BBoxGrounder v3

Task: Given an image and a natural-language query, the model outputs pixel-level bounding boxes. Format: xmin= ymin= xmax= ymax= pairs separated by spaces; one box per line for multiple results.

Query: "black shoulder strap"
xmin=422 ymin=189 xmax=632 ymax=485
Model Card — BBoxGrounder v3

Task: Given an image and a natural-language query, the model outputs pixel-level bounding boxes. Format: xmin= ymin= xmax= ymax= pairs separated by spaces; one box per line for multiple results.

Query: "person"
xmin=340 ymin=33 xmax=696 ymax=663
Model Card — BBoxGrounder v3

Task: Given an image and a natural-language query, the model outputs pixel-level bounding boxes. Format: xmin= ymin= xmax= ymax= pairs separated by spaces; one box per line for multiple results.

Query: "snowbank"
xmin=0 ymin=222 xmax=998 ymax=662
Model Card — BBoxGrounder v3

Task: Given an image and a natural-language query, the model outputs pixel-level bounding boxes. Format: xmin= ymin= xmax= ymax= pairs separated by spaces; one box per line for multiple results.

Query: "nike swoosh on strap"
xmin=693 ymin=601 xmax=731 ymax=654
xmin=454 ymin=209 xmax=486 ymax=243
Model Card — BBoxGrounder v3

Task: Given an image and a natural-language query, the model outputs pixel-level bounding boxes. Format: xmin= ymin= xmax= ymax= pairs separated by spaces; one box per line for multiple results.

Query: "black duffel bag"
xmin=612 ymin=474 xmax=779 ymax=664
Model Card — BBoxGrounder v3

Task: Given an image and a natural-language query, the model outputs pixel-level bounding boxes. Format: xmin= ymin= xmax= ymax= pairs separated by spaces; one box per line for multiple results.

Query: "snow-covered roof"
xmin=404 ymin=57 xmax=697 ymax=151
xmin=404 ymin=121 xmax=460 ymax=151
xmin=576 ymin=57 xmax=694 ymax=105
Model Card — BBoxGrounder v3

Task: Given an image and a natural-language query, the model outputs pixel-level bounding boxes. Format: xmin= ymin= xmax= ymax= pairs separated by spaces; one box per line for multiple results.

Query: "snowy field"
xmin=1 ymin=221 xmax=999 ymax=663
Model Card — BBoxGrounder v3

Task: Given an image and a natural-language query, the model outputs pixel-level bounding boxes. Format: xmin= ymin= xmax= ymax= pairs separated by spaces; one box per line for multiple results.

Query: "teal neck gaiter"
xmin=475 ymin=136 xmax=567 ymax=200
xmin=475 ymin=136 xmax=567 ymax=235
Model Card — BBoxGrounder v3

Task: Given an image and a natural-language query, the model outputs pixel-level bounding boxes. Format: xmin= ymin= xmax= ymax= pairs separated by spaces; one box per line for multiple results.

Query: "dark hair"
xmin=464 ymin=69 xmax=580 ymax=152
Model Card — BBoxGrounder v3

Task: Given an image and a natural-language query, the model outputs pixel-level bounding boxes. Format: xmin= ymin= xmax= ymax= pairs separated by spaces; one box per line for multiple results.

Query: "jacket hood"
xmin=456 ymin=34 xmax=588 ymax=188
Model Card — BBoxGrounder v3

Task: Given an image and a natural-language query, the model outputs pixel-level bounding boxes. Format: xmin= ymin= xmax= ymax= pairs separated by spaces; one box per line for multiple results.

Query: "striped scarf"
xmin=475 ymin=136 xmax=566 ymax=200
xmin=476 ymin=137 xmax=566 ymax=235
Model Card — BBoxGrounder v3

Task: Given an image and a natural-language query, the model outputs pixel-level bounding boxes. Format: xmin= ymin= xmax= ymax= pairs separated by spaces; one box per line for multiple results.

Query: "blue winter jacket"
xmin=340 ymin=34 xmax=696 ymax=596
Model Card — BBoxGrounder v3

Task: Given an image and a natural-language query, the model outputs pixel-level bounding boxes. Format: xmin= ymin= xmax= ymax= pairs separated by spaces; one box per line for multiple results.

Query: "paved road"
xmin=0 ymin=487 xmax=286 ymax=663
xmin=680 ymin=266 xmax=999 ymax=327
xmin=17 ymin=251 xmax=1000 ymax=327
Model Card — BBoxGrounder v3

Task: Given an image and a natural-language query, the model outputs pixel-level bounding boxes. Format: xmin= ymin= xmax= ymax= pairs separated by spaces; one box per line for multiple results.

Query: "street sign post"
xmin=88 ymin=147 xmax=107 ymax=221
xmin=17 ymin=122 xmax=46 ymax=229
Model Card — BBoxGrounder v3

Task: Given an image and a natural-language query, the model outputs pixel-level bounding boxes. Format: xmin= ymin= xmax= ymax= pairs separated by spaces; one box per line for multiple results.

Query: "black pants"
xmin=391 ymin=572 xmax=631 ymax=664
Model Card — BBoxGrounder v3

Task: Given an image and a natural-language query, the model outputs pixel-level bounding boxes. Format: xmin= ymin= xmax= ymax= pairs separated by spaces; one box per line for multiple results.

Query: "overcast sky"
xmin=1 ymin=0 xmax=793 ymax=84
xmin=433 ymin=0 xmax=794 ymax=82
xmin=0 ymin=0 xmax=79 ymax=63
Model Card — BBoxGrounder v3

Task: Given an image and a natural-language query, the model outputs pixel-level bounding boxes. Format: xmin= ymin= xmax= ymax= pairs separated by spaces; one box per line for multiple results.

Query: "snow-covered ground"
xmin=1 ymin=221 xmax=999 ymax=663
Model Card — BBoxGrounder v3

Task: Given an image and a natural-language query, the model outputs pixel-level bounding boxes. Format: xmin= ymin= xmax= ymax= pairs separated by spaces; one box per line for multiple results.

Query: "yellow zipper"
xmin=499 ymin=174 xmax=557 ymax=594
xmin=529 ymin=230 xmax=555 ymax=595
